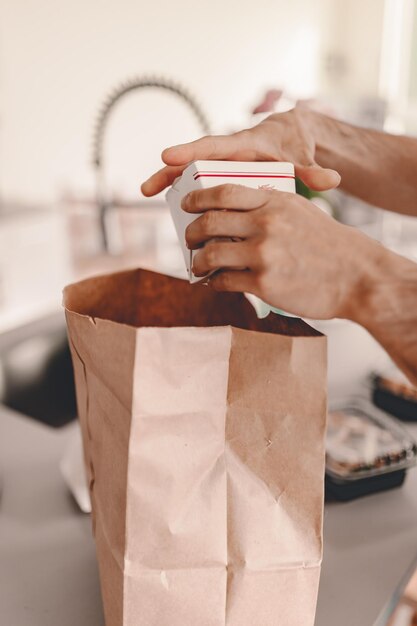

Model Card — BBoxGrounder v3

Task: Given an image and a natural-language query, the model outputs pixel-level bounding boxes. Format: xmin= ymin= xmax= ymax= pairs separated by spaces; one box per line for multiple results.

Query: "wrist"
xmin=345 ymin=239 xmax=404 ymax=325
xmin=339 ymin=231 xmax=385 ymax=324
xmin=346 ymin=241 xmax=417 ymax=378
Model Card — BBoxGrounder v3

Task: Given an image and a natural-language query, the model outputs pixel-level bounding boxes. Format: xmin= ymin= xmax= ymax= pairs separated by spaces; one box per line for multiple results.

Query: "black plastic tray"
xmin=325 ymin=469 xmax=406 ymax=502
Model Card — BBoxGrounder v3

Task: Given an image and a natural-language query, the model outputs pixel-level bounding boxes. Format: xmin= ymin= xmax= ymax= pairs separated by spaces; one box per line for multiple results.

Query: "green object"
xmin=252 ymin=298 xmax=297 ymax=319
xmin=270 ymin=305 xmax=295 ymax=317
xmin=295 ymin=177 xmax=321 ymax=200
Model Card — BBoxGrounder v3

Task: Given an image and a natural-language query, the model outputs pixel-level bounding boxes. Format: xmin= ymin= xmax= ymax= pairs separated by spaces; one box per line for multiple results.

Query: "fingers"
xmin=182 ymin=184 xmax=274 ymax=213
xmin=141 ymin=130 xmax=253 ymax=196
xmin=185 ymin=210 xmax=254 ymax=249
xmin=141 ymin=165 xmax=186 ymax=197
xmin=192 ymin=240 xmax=256 ymax=277
xmin=162 ymin=130 xmax=253 ymax=166
xmin=209 ymin=270 xmax=258 ymax=294
xmin=296 ymin=164 xmax=341 ymax=191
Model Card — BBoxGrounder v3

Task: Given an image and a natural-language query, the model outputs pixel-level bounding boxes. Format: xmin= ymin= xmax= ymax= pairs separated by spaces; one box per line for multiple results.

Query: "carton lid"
xmin=183 ymin=160 xmax=295 ymax=182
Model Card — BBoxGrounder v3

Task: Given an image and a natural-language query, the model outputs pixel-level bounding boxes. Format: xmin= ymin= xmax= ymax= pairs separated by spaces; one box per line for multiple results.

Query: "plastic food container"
xmin=371 ymin=367 xmax=417 ymax=422
xmin=325 ymin=398 xmax=417 ymax=501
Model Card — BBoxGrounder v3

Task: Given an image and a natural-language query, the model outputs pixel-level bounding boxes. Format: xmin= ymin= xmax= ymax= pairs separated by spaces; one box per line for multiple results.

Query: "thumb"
xmin=296 ymin=164 xmax=341 ymax=191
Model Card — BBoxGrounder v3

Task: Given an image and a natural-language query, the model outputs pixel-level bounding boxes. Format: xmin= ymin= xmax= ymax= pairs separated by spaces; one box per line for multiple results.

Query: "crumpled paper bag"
xmin=64 ymin=268 xmax=327 ymax=626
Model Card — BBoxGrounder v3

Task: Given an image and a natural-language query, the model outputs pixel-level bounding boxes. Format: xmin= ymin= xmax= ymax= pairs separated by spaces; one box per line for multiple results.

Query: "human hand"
xmin=182 ymin=184 xmax=380 ymax=321
xmin=141 ymin=108 xmax=341 ymax=197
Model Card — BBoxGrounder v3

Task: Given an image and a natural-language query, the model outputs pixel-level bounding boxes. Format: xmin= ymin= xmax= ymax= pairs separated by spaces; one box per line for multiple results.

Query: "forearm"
xmin=348 ymin=244 xmax=417 ymax=385
xmin=310 ymin=110 xmax=417 ymax=216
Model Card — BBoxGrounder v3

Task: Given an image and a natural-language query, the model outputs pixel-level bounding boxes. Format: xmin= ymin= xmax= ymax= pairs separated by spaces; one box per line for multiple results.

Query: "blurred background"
xmin=1 ymin=0 xmax=417 ymax=394
xmin=1 ymin=2 xmax=417 ymax=626
xmin=0 ymin=0 xmax=416 ymax=322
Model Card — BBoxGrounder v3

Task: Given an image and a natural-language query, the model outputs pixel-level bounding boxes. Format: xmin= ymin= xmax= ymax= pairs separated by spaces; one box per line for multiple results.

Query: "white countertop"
xmin=1 ymin=404 xmax=417 ymax=626
xmin=0 ymin=407 xmax=104 ymax=625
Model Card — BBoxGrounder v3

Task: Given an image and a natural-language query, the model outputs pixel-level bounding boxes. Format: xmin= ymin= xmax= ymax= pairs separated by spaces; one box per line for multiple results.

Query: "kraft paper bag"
xmin=64 ymin=268 xmax=327 ymax=626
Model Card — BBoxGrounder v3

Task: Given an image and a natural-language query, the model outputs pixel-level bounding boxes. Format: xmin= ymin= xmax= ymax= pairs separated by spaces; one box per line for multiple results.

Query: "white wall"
xmin=0 ymin=0 xmax=388 ymax=206
xmin=0 ymin=0 xmax=327 ymax=205
xmin=318 ymin=0 xmax=385 ymax=98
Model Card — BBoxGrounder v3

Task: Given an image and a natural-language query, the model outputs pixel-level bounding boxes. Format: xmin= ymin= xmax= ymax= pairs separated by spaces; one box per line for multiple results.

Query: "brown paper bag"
xmin=64 ymin=268 xmax=327 ymax=626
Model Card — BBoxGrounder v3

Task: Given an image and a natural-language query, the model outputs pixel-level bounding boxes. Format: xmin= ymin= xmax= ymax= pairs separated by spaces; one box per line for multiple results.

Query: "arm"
xmin=350 ymin=249 xmax=417 ymax=384
xmin=313 ymin=111 xmax=417 ymax=216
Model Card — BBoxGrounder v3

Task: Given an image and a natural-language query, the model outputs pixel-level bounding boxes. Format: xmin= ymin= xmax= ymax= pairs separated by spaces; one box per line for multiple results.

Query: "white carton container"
xmin=166 ymin=160 xmax=295 ymax=283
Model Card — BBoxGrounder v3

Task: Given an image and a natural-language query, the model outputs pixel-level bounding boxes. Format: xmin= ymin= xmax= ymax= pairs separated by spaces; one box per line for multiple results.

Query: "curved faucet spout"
xmin=92 ymin=76 xmax=211 ymax=253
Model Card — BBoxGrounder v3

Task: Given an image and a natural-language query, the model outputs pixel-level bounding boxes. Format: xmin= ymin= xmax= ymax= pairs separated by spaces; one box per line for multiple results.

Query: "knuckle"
xmin=202 ymin=135 xmax=217 ymax=158
xmin=215 ymin=272 xmax=231 ymax=290
xmin=205 ymin=244 xmax=219 ymax=268
xmin=253 ymin=238 xmax=270 ymax=267
xmin=217 ymin=184 xmax=235 ymax=203
xmin=187 ymin=190 xmax=200 ymax=210
xmin=286 ymin=192 xmax=299 ymax=208
xmin=300 ymin=147 xmax=315 ymax=165
xmin=257 ymin=209 xmax=277 ymax=233
xmin=202 ymin=210 xmax=217 ymax=233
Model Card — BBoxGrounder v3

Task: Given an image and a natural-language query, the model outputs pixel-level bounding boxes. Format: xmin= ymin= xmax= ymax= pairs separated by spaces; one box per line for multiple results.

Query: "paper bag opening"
xmin=63 ymin=267 xmax=320 ymax=337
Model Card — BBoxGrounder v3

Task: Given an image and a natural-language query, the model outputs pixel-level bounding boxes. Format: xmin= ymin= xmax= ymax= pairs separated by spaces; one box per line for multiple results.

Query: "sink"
xmin=0 ymin=312 xmax=77 ymax=427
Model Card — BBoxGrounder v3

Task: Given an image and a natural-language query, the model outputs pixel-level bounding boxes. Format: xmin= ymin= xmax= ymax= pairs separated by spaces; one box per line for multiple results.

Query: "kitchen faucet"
xmin=92 ymin=76 xmax=211 ymax=252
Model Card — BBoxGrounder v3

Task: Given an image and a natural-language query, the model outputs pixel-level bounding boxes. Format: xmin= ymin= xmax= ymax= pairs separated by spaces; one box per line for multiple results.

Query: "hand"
xmin=141 ymin=108 xmax=341 ymax=197
xmin=182 ymin=184 xmax=382 ymax=321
